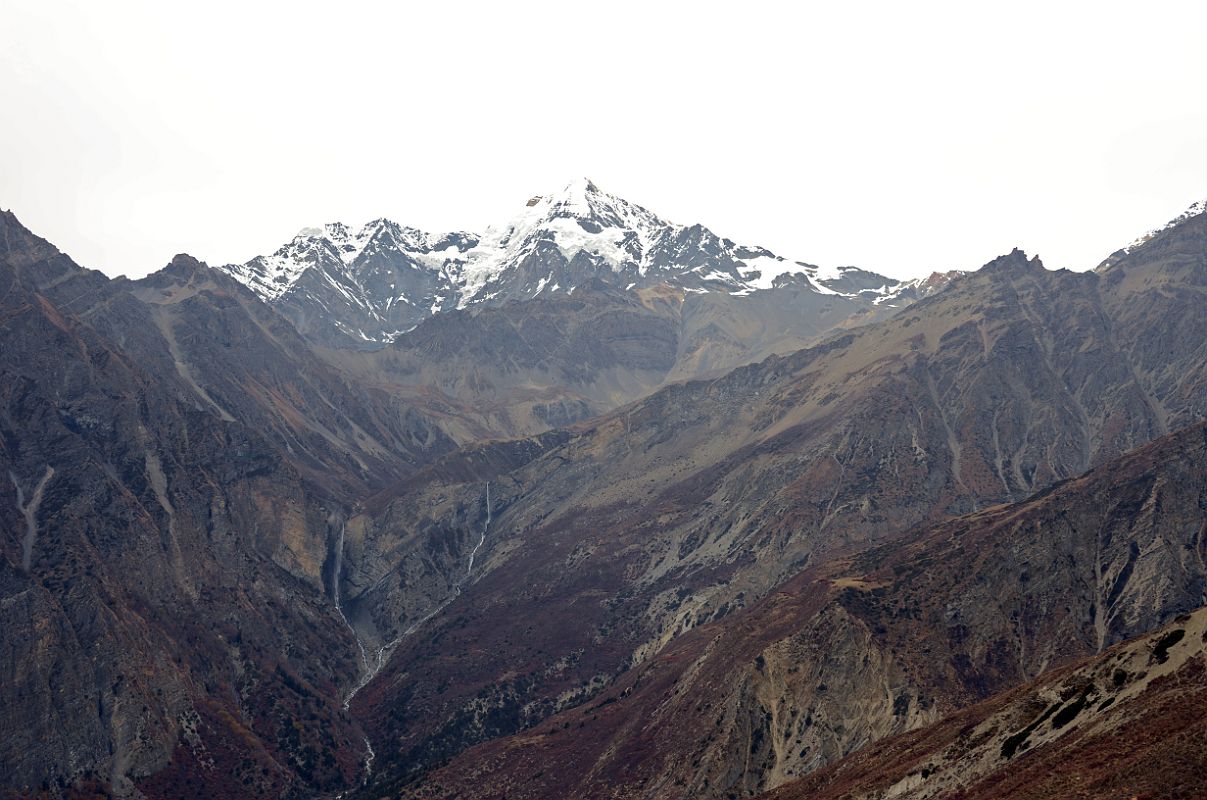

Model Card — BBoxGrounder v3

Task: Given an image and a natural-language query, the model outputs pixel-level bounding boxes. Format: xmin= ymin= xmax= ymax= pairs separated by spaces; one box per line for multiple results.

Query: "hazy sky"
xmin=2 ymin=1 xmax=1206 ymax=280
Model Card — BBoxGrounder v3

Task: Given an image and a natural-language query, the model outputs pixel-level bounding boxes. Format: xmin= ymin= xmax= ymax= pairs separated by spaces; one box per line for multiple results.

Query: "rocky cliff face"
xmin=762 ymin=603 xmax=1207 ymax=800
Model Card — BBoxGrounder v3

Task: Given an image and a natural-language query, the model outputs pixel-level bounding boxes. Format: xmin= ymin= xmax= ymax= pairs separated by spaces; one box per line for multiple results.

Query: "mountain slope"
xmin=219 ymin=179 xmax=938 ymax=348
xmin=0 ymin=211 xmax=458 ymax=797
xmin=402 ymin=421 xmax=1207 ymax=800
xmin=1097 ymin=196 xmax=1207 ymax=436
xmin=761 ymin=604 xmax=1207 ymax=800
xmin=330 ymin=275 xmax=935 ymax=440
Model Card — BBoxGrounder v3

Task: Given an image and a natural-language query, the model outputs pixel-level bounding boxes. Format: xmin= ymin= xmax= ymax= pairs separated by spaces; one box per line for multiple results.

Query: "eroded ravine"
xmin=339 ymin=483 xmax=493 ymax=790
xmin=333 ymin=520 xmax=371 ymax=680
xmin=10 ymin=465 xmax=54 ymax=572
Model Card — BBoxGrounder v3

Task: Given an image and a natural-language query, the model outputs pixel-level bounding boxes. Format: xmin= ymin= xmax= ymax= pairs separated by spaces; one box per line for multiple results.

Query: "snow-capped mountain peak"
xmin=217 ymin=179 xmax=924 ymax=347
xmin=454 ymin=178 xmax=673 ymax=299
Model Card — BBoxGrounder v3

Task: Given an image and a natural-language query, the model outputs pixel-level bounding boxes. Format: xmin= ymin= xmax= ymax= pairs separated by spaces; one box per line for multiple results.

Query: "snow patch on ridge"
xmin=1115 ymin=198 xmax=1207 ymax=260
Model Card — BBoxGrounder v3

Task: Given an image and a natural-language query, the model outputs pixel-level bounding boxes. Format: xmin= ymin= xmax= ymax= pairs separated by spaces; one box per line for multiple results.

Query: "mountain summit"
xmin=218 ymin=179 xmax=926 ymax=347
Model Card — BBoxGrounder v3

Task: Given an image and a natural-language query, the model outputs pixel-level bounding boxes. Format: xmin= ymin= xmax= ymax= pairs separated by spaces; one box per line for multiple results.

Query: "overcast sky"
xmin=2 ymin=1 xmax=1206 ymax=280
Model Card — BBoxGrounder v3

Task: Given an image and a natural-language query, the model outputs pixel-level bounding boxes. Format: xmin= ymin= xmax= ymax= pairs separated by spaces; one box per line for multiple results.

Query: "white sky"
xmin=2 ymin=1 xmax=1206 ymax=281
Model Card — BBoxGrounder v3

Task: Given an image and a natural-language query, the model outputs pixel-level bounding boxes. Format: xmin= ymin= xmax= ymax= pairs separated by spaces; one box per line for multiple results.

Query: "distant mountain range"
xmin=219 ymin=178 xmax=941 ymax=347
